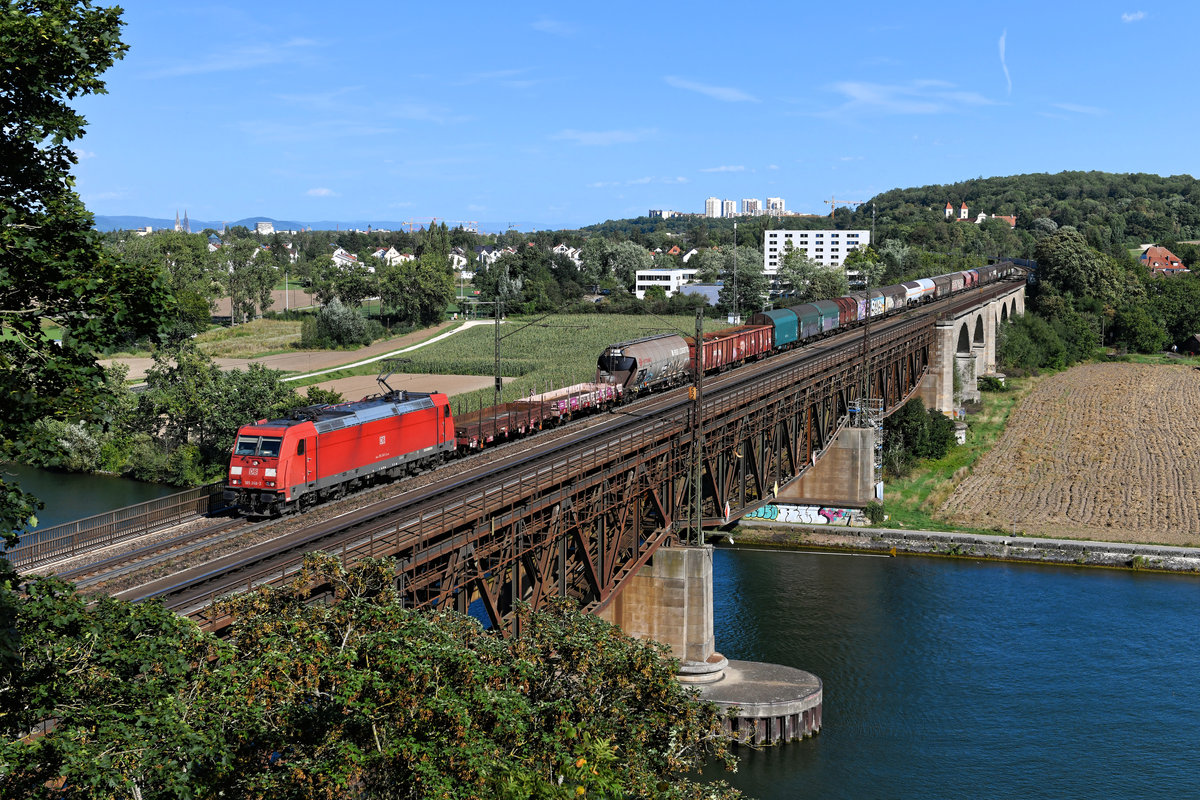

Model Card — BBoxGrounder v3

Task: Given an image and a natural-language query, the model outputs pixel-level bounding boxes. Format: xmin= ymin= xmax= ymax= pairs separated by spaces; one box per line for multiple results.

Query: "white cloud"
xmin=151 ymin=37 xmax=319 ymax=78
xmin=700 ymin=165 xmax=746 ymax=173
xmin=551 ymin=128 xmax=655 ymax=146
xmin=588 ymin=176 xmax=689 ymax=188
xmin=999 ymin=29 xmax=1012 ymax=95
xmin=821 ymin=80 xmax=998 ymax=116
xmin=1052 ymin=102 xmax=1105 ymax=115
xmin=307 ymin=187 xmax=338 ymax=197
xmin=1122 ymin=11 xmax=1146 ymax=22
xmin=532 ymin=18 xmax=575 ymax=36
xmin=768 ymin=164 xmax=780 ymax=170
xmin=664 ymin=76 xmax=759 ymax=103
xmin=72 ymin=148 xmax=96 ymax=160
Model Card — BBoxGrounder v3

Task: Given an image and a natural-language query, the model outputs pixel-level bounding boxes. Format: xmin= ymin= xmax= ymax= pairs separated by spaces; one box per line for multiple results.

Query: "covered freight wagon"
xmin=749 ymin=309 xmax=799 ymax=349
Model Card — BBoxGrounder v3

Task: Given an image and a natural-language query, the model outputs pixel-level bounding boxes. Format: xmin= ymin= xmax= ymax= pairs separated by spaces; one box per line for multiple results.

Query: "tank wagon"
xmin=224 ymin=390 xmax=454 ymax=516
xmin=596 ymin=333 xmax=692 ymax=394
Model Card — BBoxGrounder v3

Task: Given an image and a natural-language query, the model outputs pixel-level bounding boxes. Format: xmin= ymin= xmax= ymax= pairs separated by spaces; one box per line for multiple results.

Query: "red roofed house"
xmin=1140 ymin=245 xmax=1189 ymax=276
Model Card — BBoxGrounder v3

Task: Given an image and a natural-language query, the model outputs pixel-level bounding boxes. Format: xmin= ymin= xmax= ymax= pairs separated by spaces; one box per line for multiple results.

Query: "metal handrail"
xmin=4 ymin=482 xmax=227 ymax=569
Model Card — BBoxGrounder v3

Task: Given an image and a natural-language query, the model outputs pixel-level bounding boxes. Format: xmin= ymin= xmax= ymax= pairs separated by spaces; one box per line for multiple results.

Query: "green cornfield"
xmin=402 ymin=313 xmax=702 ymax=410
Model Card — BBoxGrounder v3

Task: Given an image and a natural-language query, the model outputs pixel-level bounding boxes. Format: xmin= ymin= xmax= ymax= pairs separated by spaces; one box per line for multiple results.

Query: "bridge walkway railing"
xmin=4 ymin=482 xmax=227 ymax=570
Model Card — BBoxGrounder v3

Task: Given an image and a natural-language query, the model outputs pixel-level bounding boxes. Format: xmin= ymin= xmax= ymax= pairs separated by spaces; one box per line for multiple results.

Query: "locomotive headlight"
xmin=230 ymin=466 xmax=243 ymax=475
xmin=231 ymin=479 xmax=240 ymax=485
xmin=266 ymin=481 xmax=275 ymax=487
xmin=265 ymin=468 xmax=277 ymax=478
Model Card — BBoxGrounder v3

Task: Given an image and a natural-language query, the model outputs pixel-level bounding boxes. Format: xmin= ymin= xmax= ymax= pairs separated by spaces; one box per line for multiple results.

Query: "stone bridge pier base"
xmin=599 ymin=545 xmax=726 ymax=682
xmin=600 ymin=545 xmax=824 ymax=743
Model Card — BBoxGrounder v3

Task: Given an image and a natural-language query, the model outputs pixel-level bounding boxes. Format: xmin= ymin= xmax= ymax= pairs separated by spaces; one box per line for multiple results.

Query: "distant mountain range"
xmin=91 ymin=215 xmax=541 ymax=235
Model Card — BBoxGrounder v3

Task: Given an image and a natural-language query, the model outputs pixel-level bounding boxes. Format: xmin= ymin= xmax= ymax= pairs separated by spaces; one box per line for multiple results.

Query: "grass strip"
xmin=879 ymin=376 xmax=1040 ymax=532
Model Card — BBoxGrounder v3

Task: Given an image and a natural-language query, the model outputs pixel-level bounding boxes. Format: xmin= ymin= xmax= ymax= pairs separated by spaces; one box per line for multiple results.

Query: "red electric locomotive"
xmin=224 ymin=389 xmax=455 ymax=516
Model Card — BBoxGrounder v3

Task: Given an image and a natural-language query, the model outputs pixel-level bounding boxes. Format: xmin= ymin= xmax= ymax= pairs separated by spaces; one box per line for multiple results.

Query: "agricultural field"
xmin=937 ymin=362 xmax=1200 ymax=546
xmin=378 ymin=313 xmax=701 ymax=409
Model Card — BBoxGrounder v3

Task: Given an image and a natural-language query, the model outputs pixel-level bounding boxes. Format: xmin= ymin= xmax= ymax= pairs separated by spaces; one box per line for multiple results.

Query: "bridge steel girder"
xmin=703 ymin=317 xmax=933 ymax=525
xmin=183 ymin=318 xmax=937 ymax=637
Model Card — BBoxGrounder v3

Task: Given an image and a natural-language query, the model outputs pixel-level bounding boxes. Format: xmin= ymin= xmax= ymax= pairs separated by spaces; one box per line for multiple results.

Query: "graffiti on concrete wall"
xmin=745 ymin=503 xmax=864 ymax=526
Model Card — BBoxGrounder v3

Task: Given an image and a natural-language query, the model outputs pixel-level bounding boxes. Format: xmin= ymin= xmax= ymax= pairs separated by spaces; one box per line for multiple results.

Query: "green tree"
xmin=133 ymin=345 xmax=299 ymax=482
xmin=0 ymin=0 xmax=171 ymax=539
xmin=882 ymin=398 xmax=957 ymax=476
xmin=224 ymin=237 xmax=277 ymax=322
xmin=332 ymin=263 xmax=375 ymax=308
xmin=1034 ymin=228 xmax=1125 ymax=306
xmin=379 ymin=254 xmax=454 ymax=326
xmin=1110 ymin=303 xmax=1168 ymax=353
xmin=693 ymin=245 xmax=767 ymax=314
xmin=0 ymin=577 xmax=224 ymax=799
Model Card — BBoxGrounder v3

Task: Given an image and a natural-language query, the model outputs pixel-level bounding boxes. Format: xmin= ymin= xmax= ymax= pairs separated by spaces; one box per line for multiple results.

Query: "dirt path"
xmin=104 ymin=319 xmax=504 ymax=399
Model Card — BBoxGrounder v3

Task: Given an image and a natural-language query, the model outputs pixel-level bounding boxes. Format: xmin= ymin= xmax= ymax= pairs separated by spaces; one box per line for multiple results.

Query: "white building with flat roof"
xmin=742 ymin=198 xmax=762 ymax=215
xmin=763 ymin=229 xmax=870 ymax=272
xmin=722 ymin=199 xmax=736 ymax=218
xmin=765 ymin=197 xmax=785 ymax=216
xmin=705 ymin=197 xmax=721 ymax=218
xmin=634 ymin=267 xmax=700 ymax=299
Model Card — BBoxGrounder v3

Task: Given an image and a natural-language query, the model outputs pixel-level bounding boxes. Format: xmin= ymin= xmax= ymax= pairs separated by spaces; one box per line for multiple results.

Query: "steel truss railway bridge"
xmin=97 ymin=278 xmax=1025 ymax=640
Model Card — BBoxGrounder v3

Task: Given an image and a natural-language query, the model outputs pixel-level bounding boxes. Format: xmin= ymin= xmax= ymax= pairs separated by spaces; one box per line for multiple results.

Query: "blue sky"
xmin=73 ymin=2 xmax=1198 ymax=229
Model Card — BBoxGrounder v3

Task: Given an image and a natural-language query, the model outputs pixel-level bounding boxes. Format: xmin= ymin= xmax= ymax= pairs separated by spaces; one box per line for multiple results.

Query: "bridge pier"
xmin=598 ymin=544 xmax=725 ymax=680
xmin=600 ymin=544 xmax=823 ymax=743
xmin=777 ymin=426 xmax=879 ymax=508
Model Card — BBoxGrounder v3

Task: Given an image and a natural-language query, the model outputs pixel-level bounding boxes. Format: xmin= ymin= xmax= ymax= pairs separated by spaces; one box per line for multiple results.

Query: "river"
xmin=2 ymin=462 xmax=178 ymax=535
xmin=709 ymin=546 xmax=1200 ymax=799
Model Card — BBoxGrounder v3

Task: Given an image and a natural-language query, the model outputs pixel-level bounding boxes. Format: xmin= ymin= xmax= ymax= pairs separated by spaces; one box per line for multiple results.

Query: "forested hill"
xmin=859 ymin=171 xmax=1200 ymax=255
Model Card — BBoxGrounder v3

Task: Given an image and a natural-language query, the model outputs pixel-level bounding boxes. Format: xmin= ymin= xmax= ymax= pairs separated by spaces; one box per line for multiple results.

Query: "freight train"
xmin=595 ymin=264 xmax=1014 ymax=394
xmin=226 ymin=262 xmax=1017 ymax=515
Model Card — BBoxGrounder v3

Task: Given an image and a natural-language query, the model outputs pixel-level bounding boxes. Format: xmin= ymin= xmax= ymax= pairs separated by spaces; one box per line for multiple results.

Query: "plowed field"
xmin=938 ymin=362 xmax=1200 ymax=545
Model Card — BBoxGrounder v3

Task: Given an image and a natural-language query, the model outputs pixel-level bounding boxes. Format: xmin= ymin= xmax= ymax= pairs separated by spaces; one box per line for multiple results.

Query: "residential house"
xmin=331 ymin=246 xmax=370 ymax=272
xmin=371 ymin=246 xmax=415 ymax=267
xmin=1140 ymin=245 xmax=1189 ymax=276
xmin=552 ymin=243 xmax=583 ymax=266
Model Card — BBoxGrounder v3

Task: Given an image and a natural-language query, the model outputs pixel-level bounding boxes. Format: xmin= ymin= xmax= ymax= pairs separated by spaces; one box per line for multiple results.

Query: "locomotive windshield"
xmin=234 ymin=436 xmax=283 ymax=457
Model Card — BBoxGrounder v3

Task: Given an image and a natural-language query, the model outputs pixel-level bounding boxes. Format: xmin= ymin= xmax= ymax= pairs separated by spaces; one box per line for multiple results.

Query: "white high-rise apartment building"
xmin=705 ymin=196 xmax=721 ymax=218
xmin=722 ymin=199 xmax=736 ymax=218
xmin=742 ymin=198 xmax=762 ymax=215
xmin=762 ymin=229 xmax=871 ymax=271
xmin=766 ymin=197 xmax=785 ymax=215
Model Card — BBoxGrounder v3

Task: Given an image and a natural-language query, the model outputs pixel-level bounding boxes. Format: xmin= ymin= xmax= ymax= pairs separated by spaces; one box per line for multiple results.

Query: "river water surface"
xmin=3 ymin=462 xmax=177 ymax=535
xmin=709 ymin=546 xmax=1199 ymax=799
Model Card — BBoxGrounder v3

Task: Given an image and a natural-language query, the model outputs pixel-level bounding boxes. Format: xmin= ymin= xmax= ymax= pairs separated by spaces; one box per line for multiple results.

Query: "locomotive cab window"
xmin=235 ymin=437 xmax=259 ymax=456
xmin=297 ymin=440 xmax=305 ymax=455
xmin=259 ymin=437 xmax=283 ymax=457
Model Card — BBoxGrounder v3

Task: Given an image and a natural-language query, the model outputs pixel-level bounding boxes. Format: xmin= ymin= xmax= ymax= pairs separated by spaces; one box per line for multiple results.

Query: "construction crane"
xmin=823 ymin=196 xmax=866 ymax=217
xmin=403 ymin=217 xmax=438 ymax=232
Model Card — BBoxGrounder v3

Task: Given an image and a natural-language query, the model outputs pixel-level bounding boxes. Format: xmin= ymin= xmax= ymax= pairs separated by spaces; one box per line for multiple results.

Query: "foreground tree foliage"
xmin=0 ymin=0 xmax=171 ymax=539
xmin=1 ymin=555 xmax=743 ymax=799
